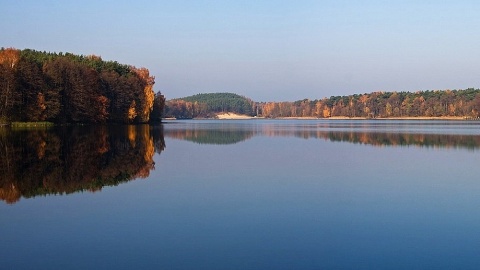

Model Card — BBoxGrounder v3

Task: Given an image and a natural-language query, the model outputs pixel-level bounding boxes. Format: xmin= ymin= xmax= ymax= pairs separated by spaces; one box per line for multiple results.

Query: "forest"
xmin=0 ymin=48 xmax=165 ymax=124
xmin=259 ymin=89 xmax=480 ymax=118
xmin=3 ymin=48 xmax=480 ymax=121
xmin=165 ymin=89 xmax=480 ymax=119
xmin=164 ymin=92 xmax=255 ymax=118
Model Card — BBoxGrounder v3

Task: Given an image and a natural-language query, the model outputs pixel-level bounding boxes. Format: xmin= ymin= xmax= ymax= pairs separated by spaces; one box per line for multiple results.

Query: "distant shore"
xmin=175 ymin=113 xmax=475 ymax=121
xmin=323 ymin=116 xmax=469 ymax=120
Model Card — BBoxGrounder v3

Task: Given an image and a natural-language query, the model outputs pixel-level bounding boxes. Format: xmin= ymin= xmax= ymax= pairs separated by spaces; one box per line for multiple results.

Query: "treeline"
xmin=164 ymin=92 xmax=254 ymax=118
xmin=260 ymin=89 xmax=480 ymax=118
xmin=164 ymin=89 xmax=480 ymax=119
xmin=0 ymin=48 xmax=165 ymax=124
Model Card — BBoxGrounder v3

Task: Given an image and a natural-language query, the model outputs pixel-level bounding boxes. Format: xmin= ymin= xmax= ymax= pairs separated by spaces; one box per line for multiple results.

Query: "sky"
xmin=2 ymin=0 xmax=480 ymax=101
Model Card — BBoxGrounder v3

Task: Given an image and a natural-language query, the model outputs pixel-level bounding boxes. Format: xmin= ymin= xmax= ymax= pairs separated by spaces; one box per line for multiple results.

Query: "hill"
xmin=164 ymin=92 xmax=255 ymax=119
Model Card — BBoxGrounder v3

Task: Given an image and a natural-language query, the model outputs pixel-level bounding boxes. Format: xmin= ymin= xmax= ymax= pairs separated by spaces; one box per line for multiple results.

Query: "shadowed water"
xmin=1 ymin=120 xmax=480 ymax=269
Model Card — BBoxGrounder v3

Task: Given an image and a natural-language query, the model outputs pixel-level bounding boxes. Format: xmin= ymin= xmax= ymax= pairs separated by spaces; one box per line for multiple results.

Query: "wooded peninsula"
xmin=0 ymin=48 xmax=165 ymax=124
xmin=2 ymin=47 xmax=480 ymax=123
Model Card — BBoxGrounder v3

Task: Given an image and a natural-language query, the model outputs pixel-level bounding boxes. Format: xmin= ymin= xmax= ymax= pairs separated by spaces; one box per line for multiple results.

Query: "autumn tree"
xmin=131 ymin=67 xmax=155 ymax=123
xmin=150 ymin=92 xmax=165 ymax=122
xmin=13 ymin=57 xmax=47 ymax=121
xmin=0 ymin=48 xmax=20 ymax=122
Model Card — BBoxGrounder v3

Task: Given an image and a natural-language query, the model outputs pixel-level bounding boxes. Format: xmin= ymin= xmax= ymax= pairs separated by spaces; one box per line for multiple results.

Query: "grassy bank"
xmin=10 ymin=122 xmax=55 ymax=128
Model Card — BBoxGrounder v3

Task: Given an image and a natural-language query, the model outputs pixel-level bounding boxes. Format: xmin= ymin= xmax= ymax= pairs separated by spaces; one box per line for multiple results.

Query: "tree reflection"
xmin=321 ymin=131 xmax=480 ymax=149
xmin=164 ymin=122 xmax=480 ymax=150
xmin=0 ymin=125 xmax=165 ymax=204
xmin=165 ymin=128 xmax=254 ymax=145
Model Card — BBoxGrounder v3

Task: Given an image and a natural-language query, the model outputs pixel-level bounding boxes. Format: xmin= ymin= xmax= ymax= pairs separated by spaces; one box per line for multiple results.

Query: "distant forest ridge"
xmin=0 ymin=48 xmax=165 ymax=124
xmin=165 ymin=92 xmax=255 ymax=118
xmin=2 ymin=47 xmax=480 ymax=122
xmin=166 ymin=89 xmax=480 ymax=119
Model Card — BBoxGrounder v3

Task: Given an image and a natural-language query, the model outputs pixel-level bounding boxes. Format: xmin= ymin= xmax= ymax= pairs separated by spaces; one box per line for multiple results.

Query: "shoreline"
xmin=164 ymin=115 xmax=475 ymax=121
xmin=218 ymin=114 xmax=471 ymax=120
xmin=324 ymin=116 xmax=469 ymax=120
xmin=214 ymin=113 xmax=473 ymax=121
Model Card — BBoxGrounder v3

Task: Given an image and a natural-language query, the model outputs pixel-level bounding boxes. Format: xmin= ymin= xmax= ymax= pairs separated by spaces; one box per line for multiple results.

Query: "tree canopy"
xmin=163 ymin=89 xmax=480 ymax=119
xmin=3 ymin=48 xmax=480 ymax=121
xmin=259 ymin=89 xmax=480 ymax=118
xmin=164 ymin=92 xmax=254 ymax=118
xmin=0 ymin=48 xmax=165 ymax=124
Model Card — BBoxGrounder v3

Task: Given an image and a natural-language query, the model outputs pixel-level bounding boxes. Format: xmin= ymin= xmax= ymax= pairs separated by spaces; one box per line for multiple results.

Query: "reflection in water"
xmin=165 ymin=129 xmax=254 ymax=145
xmin=0 ymin=125 xmax=165 ymax=204
xmin=2 ymin=121 xmax=478 ymax=204
xmin=322 ymin=131 xmax=480 ymax=149
xmin=164 ymin=120 xmax=480 ymax=149
xmin=164 ymin=121 xmax=255 ymax=145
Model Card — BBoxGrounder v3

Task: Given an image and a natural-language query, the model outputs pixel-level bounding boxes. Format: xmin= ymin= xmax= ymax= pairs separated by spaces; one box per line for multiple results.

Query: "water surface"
xmin=1 ymin=120 xmax=480 ymax=269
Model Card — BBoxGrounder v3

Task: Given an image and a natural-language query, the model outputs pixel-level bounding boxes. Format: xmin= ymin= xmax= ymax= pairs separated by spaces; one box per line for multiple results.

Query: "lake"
xmin=1 ymin=119 xmax=480 ymax=269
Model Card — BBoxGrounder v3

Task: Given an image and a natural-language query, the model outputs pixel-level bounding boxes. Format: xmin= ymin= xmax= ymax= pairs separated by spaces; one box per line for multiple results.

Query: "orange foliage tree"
xmin=0 ymin=48 xmax=164 ymax=124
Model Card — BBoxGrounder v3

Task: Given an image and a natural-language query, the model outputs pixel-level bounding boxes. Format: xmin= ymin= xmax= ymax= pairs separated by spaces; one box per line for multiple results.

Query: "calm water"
xmin=1 ymin=120 xmax=480 ymax=269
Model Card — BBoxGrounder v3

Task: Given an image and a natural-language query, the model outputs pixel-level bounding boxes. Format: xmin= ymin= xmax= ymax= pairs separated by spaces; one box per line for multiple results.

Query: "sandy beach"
xmin=215 ymin=113 xmax=257 ymax=119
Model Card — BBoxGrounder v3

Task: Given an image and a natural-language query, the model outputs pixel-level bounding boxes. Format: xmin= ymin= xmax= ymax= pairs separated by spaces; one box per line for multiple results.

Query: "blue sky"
xmin=2 ymin=0 xmax=479 ymax=101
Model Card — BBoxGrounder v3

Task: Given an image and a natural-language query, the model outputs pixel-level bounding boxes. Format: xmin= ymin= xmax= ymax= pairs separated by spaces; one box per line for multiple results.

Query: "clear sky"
xmin=2 ymin=0 xmax=479 ymax=101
